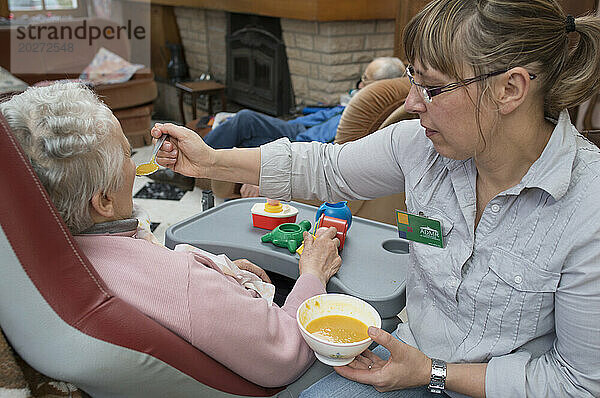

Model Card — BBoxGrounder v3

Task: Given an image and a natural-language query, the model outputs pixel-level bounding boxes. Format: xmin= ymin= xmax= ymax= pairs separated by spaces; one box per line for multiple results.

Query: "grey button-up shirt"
xmin=259 ymin=110 xmax=600 ymax=397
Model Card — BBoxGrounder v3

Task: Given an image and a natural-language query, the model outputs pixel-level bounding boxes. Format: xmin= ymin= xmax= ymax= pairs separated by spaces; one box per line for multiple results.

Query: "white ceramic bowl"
xmin=296 ymin=293 xmax=381 ymax=366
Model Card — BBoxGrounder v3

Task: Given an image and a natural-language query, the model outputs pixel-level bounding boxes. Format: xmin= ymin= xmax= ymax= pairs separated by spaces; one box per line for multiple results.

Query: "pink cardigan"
xmin=74 ymin=231 xmax=325 ymax=387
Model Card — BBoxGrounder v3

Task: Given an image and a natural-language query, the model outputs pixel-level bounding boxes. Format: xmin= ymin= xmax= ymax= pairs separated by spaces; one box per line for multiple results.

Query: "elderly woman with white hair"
xmin=0 ymin=82 xmax=343 ymax=388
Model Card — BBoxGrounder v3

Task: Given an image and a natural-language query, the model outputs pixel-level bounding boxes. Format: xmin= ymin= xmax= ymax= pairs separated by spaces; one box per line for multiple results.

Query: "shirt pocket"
xmin=410 ymin=207 xmax=455 ymax=283
xmin=463 ymin=248 xmax=560 ymax=358
xmin=488 ymin=249 xmax=560 ymax=293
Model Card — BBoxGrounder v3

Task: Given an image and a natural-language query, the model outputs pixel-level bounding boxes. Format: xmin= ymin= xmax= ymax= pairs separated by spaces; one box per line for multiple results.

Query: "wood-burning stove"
xmin=226 ymin=14 xmax=293 ymax=116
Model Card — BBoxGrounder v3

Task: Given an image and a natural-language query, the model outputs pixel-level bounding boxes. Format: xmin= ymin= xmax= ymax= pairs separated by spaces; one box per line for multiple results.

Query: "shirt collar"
xmin=442 ymin=110 xmax=576 ymax=201
xmin=506 ymin=110 xmax=577 ymax=201
xmin=78 ymin=218 xmax=138 ymax=236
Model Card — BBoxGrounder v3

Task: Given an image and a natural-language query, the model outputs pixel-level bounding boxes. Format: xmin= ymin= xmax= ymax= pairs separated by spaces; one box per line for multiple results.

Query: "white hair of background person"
xmin=0 ymin=82 xmax=124 ymax=234
xmin=370 ymin=57 xmax=406 ymax=80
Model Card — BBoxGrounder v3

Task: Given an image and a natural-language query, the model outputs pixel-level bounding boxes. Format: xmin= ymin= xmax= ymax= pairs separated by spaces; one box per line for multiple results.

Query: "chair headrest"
xmin=336 ymin=77 xmax=411 ymax=144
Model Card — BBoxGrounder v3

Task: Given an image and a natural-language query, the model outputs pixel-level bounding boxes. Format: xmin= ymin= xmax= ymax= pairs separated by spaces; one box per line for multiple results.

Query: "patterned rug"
xmin=0 ymin=327 xmax=88 ymax=397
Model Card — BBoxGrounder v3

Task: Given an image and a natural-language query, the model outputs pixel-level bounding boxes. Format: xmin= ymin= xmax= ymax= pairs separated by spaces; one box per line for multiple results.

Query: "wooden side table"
xmin=175 ymin=81 xmax=226 ymax=124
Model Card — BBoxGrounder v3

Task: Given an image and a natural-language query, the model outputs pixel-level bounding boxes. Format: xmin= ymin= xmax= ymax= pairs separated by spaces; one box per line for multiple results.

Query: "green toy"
xmin=261 ymin=220 xmax=312 ymax=253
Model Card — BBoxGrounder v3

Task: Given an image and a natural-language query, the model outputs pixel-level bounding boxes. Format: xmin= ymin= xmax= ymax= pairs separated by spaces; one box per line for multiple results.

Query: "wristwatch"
xmin=428 ymin=358 xmax=447 ymax=394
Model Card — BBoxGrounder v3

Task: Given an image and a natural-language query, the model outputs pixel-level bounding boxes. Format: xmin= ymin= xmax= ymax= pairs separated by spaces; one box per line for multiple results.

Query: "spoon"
xmin=135 ymin=134 xmax=167 ymax=176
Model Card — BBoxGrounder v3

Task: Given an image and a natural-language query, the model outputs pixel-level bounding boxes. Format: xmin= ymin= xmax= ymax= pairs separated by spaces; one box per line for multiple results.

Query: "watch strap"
xmin=428 ymin=358 xmax=447 ymax=394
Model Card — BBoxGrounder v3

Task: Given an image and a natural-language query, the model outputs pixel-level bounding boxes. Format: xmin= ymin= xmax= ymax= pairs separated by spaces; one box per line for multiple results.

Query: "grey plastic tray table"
xmin=165 ymin=198 xmax=410 ymax=332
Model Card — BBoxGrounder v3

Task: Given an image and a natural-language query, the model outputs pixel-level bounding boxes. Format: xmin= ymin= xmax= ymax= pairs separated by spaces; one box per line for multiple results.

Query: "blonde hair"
xmin=0 ymin=82 xmax=123 ymax=234
xmin=403 ymin=0 xmax=600 ymax=118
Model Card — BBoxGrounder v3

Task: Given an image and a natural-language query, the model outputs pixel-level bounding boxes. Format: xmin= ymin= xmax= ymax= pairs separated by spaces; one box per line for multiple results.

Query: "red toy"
xmin=317 ymin=214 xmax=349 ymax=250
xmin=251 ymin=200 xmax=298 ymax=230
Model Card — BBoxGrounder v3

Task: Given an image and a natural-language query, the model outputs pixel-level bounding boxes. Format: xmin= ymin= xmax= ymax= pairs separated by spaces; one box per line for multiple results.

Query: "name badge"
xmin=395 ymin=210 xmax=444 ymax=248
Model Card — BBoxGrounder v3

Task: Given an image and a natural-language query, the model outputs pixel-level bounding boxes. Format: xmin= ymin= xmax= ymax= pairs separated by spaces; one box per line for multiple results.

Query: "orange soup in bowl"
xmin=306 ymin=315 xmax=369 ymax=344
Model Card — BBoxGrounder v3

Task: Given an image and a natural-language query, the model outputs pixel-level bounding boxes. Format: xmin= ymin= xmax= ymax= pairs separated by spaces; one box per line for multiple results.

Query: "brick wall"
xmin=282 ymin=19 xmax=395 ymax=105
xmin=174 ymin=7 xmax=209 ymax=79
xmin=205 ymin=10 xmax=227 ymax=82
xmin=173 ymin=8 xmax=395 ymax=110
xmin=174 ymin=8 xmax=227 ymax=82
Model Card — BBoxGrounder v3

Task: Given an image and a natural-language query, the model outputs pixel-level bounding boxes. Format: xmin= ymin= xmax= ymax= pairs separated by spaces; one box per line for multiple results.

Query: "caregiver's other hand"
xmin=334 ymin=327 xmax=431 ymax=392
xmin=298 ymin=227 xmax=341 ymax=287
xmin=151 ymin=122 xmax=213 ymax=178
xmin=233 ymin=258 xmax=272 ymax=283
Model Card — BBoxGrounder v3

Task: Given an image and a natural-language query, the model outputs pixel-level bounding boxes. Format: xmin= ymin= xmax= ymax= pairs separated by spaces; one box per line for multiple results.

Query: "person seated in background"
xmin=204 ymin=57 xmax=404 ymax=149
xmin=205 ymin=56 xmax=405 ymax=197
xmin=0 ymin=82 xmax=343 ymax=388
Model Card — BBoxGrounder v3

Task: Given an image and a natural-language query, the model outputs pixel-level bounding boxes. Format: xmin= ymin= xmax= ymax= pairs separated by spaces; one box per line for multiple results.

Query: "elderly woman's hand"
xmin=233 ymin=258 xmax=271 ymax=283
xmin=151 ymin=122 xmax=213 ymax=178
xmin=298 ymin=227 xmax=342 ymax=287
xmin=334 ymin=327 xmax=431 ymax=392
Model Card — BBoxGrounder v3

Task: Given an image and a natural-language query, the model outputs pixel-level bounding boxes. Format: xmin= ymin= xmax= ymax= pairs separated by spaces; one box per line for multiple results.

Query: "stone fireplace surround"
xmin=174 ymin=7 xmax=395 ymax=108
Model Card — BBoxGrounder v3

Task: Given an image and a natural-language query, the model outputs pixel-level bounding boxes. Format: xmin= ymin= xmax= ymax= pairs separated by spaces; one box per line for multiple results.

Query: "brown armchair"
xmin=211 ymin=76 xmax=416 ymax=225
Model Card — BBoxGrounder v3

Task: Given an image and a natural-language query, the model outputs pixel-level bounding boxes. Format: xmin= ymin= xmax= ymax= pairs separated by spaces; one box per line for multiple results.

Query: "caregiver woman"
xmin=153 ymin=0 xmax=600 ymax=396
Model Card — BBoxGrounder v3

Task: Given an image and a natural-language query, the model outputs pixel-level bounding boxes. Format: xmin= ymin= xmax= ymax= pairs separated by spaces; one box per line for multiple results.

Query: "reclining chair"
xmin=211 ymin=77 xmax=415 ymax=226
xmin=0 ymin=114 xmax=330 ymax=397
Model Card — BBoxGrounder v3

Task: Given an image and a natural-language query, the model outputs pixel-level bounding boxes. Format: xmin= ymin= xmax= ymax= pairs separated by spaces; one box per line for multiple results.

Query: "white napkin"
xmin=174 ymin=244 xmax=275 ymax=306
xmin=132 ymin=203 xmax=164 ymax=247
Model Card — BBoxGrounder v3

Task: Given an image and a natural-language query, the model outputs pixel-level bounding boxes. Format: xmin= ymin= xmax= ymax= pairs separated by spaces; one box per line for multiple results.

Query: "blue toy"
xmin=315 ymin=201 xmax=353 ymax=229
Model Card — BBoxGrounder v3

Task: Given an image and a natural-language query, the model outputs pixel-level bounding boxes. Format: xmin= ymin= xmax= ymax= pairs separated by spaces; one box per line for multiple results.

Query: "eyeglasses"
xmin=406 ymin=65 xmax=537 ymax=103
xmin=357 ymin=72 xmax=373 ymax=89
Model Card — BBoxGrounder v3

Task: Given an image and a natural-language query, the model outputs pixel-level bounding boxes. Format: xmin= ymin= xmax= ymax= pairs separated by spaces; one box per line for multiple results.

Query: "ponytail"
xmin=546 ymin=15 xmax=600 ymax=117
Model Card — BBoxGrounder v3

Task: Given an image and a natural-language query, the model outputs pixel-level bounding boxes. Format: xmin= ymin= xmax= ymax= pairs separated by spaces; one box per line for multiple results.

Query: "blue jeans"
xmin=300 ymin=331 xmax=449 ymax=398
xmin=202 ymin=109 xmax=306 ymax=149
